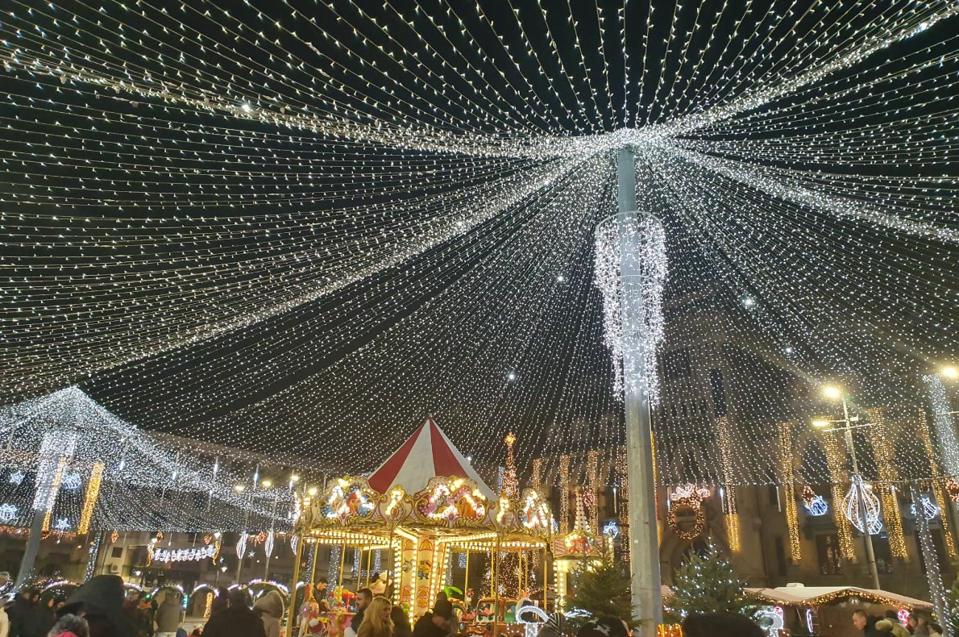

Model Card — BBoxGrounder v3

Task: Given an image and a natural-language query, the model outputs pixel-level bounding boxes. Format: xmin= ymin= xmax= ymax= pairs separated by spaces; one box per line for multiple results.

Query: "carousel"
xmin=292 ymin=419 xmax=553 ymax=635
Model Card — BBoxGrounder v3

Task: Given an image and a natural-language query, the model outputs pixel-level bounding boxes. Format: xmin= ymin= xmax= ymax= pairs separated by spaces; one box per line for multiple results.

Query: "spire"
xmin=574 ymin=486 xmax=589 ymax=532
xmin=502 ymin=432 xmax=518 ymax=498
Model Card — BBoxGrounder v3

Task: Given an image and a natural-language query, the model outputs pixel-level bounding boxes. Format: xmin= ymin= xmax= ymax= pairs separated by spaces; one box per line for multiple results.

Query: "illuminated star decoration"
xmin=7 ymin=472 xmax=24 ymax=486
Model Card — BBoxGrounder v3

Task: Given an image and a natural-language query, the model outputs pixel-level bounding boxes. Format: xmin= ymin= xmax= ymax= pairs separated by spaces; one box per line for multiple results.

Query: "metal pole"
xmin=287 ymin=536 xmax=305 ymax=637
xmin=464 ymin=551 xmax=470 ymax=600
xmin=16 ymin=512 xmax=46 ymax=588
xmin=542 ymin=547 xmax=548 ymax=612
xmin=365 ymin=548 xmax=373 ymax=587
xmin=265 ymin=492 xmax=278 ymax=580
xmin=842 ymin=397 xmax=880 ymax=590
xmin=616 ymin=147 xmax=663 ymax=634
xmin=492 ymin=536 xmax=501 ymax=637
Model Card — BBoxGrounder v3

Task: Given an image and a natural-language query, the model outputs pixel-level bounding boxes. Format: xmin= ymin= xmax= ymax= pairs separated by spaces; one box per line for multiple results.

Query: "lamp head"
xmin=821 ymin=384 xmax=843 ymax=400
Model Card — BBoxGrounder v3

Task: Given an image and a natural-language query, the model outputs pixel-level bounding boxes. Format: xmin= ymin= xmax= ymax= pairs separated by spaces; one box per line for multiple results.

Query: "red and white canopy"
xmin=368 ymin=417 xmax=496 ymax=500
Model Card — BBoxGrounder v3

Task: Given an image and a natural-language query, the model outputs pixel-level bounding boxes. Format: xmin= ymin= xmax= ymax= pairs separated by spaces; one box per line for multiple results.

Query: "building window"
xmin=873 ymin=536 xmax=894 ymax=575
xmin=815 ymin=534 xmax=842 ymax=575
xmin=774 ymin=536 xmax=788 ymax=577
xmin=111 ymin=547 xmax=123 ymax=558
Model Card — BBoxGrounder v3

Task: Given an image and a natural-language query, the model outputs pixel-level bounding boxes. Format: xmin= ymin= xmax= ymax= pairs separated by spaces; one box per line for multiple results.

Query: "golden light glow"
xmin=234 ymin=484 xmax=246 ymax=493
xmin=940 ymin=365 xmax=959 ymax=380
xmin=812 ymin=419 xmax=831 ymax=429
xmin=78 ymin=462 xmax=105 ymax=536
xmin=261 ymin=479 xmax=273 ymax=488
xmin=821 ymin=384 xmax=843 ymax=400
xmin=307 ymin=486 xmax=318 ymax=497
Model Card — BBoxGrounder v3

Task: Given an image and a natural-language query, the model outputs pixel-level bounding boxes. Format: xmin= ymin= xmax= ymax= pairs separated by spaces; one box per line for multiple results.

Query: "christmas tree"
xmin=667 ymin=544 xmax=755 ymax=621
xmin=568 ymin=559 xmax=634 ymax=624
xmin=946 ymin=575 xmax=959 ymax=634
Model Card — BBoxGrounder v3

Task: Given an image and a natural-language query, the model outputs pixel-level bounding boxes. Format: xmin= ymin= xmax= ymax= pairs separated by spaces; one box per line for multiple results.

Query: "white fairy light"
xmin=594 ymin=211 xmax=667 ymax=403
xmin=0 ymin=0 xmax=955 ymax=491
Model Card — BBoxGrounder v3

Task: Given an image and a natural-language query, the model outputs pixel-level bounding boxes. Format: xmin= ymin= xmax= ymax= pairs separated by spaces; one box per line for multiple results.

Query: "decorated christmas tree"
xmin=667 ymin=544 xmax=755 ymax=621
xmin=568 ymin=559 xmax=634 ymax=624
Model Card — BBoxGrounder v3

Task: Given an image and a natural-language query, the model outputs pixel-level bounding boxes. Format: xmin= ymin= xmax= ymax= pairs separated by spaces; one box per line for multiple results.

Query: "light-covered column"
xmin=594 ymin=148 xmax=667 ymax=634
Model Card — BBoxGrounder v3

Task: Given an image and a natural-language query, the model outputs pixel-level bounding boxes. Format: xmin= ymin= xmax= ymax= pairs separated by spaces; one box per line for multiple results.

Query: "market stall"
xmin=747 ymin=584 xmax=933 ymax=637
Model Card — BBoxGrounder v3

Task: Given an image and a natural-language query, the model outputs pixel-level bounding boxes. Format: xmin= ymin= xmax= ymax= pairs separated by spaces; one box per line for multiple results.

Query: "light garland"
xmin=77 ymin=462 xmax=104 ymax=536
xmin=0 ymin=0 xmax=956 ymax=498
xmin=665 ymin=497 xmax=706 ymax=542
xmin=866 ymin=409 xmax=908 ymax=559
xmin=823 ymin=436 xmax=856 ymax=562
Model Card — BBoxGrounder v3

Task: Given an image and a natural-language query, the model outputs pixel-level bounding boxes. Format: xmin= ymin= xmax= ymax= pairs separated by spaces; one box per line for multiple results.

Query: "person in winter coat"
xmin=57 ymin=575 xmax=137 ymax=637
xmin=208 ymin=590 xmax=228 ymax=621
xmin=200 ymin=589 xmax=265 ymax=637
xmin=252 ymin=591 xmax=284 ymax=637
xmin=47 ymin=614 xmax=89 ymax=637
xmin=28 ymin=596 xmax=58 ymax=637
xmin=875 ymin=618 xmax=909 ymax=637
xmin=9 ymin=590 xmax=38 ymax=637
xmin=388 ymin=606 xmax=410 ymax=637
xmin=412 ymin=601 xmax=453 ymax=637
xmin=852 ymin=610 xmax=882 ymax=637
xmin=356 ymin=598 xmax=392 ymax=637
xmin=153 ymin=595 xmax=182 ymax=637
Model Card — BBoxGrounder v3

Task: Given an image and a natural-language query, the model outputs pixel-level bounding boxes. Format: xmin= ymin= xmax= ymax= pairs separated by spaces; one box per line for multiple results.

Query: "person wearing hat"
xmin=412 ymin=600 xmax=453 ymax=637
xmin=57 ymin=575 xmax=137 ymax=637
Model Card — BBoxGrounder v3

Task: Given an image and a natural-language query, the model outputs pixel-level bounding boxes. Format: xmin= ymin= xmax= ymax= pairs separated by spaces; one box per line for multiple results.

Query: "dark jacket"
xmin=412 ymin=614 xmax=447 ymax=637
xmin=24 ymin=601 xmax=56 ymax=637
xmin=351 ymin=609 xmax=365 ymax=634
xmin=59 ymin=575 xmax=137 ymax=637
xmin=390 ymin=607 xmax=411 ymax=637
xmin=861 ymin=615 xmax=883 ymax=637
xmin=9 ymin=593 xmax=35 ymax=637
xmin=201 ymin=606 xmax=267 ymax=637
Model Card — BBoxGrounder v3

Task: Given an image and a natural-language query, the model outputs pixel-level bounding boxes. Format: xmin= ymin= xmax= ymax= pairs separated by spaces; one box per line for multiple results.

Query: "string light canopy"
xmin=0 ymin=387 xmax=297 ymax=532
xmin=0 ymin=0 xmax=957 ymax=488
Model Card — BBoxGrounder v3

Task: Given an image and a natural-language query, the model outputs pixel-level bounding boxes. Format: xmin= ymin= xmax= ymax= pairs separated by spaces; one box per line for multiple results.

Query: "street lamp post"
xmin=816 ymin=385 xmax=881 ymax=590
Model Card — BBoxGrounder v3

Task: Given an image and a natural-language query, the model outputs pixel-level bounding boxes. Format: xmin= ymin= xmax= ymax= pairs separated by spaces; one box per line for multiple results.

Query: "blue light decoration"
xmin=602 ymin=520 xmax=620 ymax=539
xmin=803 ymin=495 xmax=829 ymax=517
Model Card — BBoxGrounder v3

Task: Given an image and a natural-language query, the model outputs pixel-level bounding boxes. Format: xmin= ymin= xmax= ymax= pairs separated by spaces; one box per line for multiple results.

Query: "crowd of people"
xmin=853 ymin=608 xmax=945 ymax=636
xmin=0 ymin=573 xmax=949 ymax=637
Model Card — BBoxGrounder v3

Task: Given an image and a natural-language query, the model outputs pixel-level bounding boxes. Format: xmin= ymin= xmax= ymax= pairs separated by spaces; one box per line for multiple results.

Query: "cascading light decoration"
xmin=594 ymin=212 xmax=668 ymax=403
